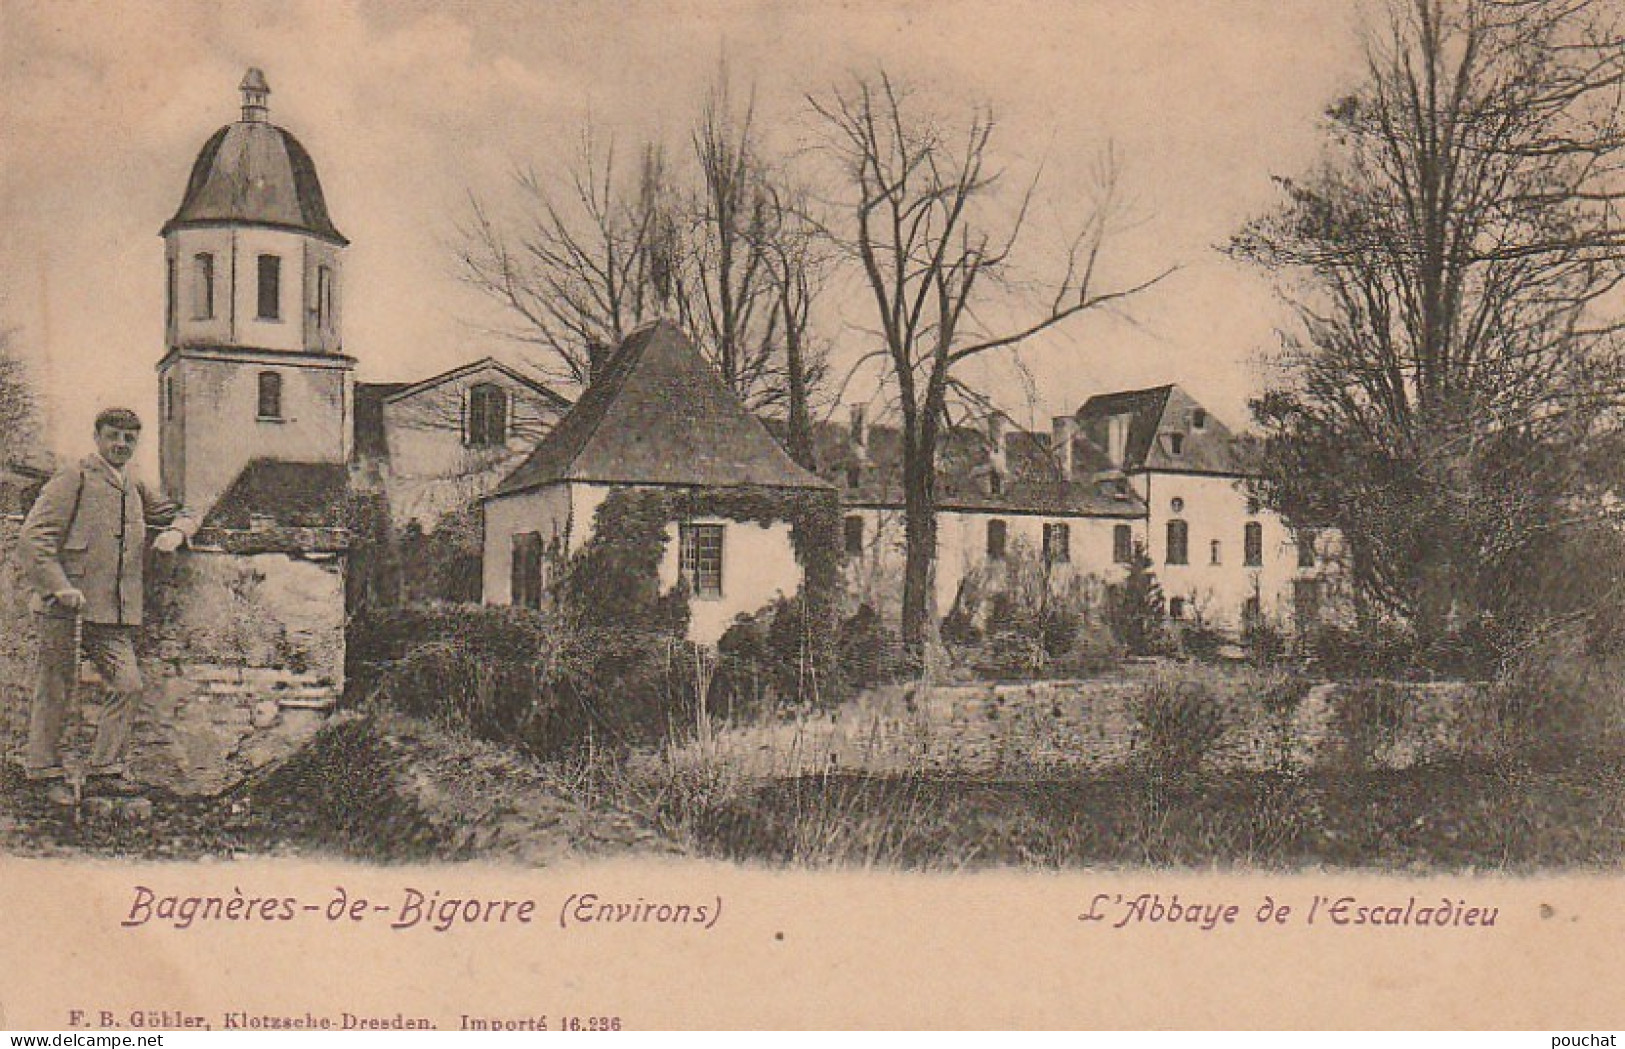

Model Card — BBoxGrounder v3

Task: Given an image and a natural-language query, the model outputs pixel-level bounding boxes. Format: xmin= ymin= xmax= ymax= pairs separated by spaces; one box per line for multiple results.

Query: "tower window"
xmin=163 ymin=375 xmax=178 ymax=422
xmin=1244 ymin=521 xmax=1264 ymax=567
xmin=257 ymin=254 xmax=281 ymax=320
xmin=316 ymin=265 xmax=334 ymax=330
xmin=466 ymin=383 xmax=508 ymax=447
xmin=1165 ymin=519 xmax=1189 ymax=565
xmin=1113 ymin=524 xmax=1133 ymax=564
xmin=257 ymin=371 xmax=283 ymax=420
xmin=1043 ymin=522 xmax=1071 ymax=564
xmin=680 ymin=523 xmax=725 ymax=598
xmin=193 ymin=253 xmax=215 ymax=320
xmin=986 ymin=519 xmax=1007 ymax=561
xmin=844 ymin=514 xmax=865 ymax=557
xmin=1210 ymin=539 xmax=1222 ymax=565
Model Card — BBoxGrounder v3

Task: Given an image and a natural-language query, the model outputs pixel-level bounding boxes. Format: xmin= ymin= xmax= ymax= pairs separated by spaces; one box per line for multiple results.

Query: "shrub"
xmin=1128 ymin=668 xmax=1229 ymax=773
xmin=1491 ymin=624 xmax=1625 ymax=761
xmin=836 ymin=603 xmax=919 ymax=688
xmin=1328 ymin=680 xmax=1406 ymax=768
xmin=350 ymin=604 xmax=708 ymax=760
xmin=1106 ymin=542 xmax=1167 ymax=657
xmin=1306 ymin=622 xmax=1417 ymax=679
xmin=1178 ymin=623 xmax=1227 ymax=663
xmin=358 ymin=605 xmax=567 ymax=741
xmin=1243 ymin=619 xmax=1287 ymax=666
xmin=714 ymin=594 xmax=834 ymax=713
xmin=1258 ymin=668 xmax=1314 ymax=770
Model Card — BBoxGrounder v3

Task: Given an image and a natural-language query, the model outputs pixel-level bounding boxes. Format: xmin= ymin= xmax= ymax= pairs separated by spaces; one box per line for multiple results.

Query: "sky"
xmin=0 ymin=0 xmax=1369 ymax=471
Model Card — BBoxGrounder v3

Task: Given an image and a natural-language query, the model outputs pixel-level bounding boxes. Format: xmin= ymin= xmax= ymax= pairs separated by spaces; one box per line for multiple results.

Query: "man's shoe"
xmin=85 ymin=772 xmax=142 ymax=797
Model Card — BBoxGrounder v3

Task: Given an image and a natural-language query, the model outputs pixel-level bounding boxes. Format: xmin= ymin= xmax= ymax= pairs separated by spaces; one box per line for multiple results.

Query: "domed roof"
xmin=162 ymin=70 xmax=347 ymax=245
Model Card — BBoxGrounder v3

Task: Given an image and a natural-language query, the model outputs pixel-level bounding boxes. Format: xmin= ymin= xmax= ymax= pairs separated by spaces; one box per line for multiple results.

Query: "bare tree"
xmin=811 ymin=74 xmax=1170 ymax=649
xmin=457 ymin=70 xmax=830 ymax=432
xmin=457 ymin=129 xmax=677 ymax=388
xmin=1232 ymin=0 xmax=1625 ymax=646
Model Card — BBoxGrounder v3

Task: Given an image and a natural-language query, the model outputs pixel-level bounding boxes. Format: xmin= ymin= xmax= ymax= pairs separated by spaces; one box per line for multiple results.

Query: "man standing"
xmin=17 ymin=408 xmax=191 ymax=804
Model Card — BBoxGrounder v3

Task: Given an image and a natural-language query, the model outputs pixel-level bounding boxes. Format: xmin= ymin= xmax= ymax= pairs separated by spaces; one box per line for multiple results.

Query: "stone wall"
xmin=821 ymin=671 xmax=1500 ymax=776
xmin=2 ymin=517 xmax=345 ymax=796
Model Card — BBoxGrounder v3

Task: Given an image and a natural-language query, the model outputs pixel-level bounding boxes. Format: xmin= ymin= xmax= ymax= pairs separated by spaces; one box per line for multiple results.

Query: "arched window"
xmin=257 ymin=371 xmax=282 ymax=420
xmin=1165 ymin=519 xmax=1188 ymax=565
xmin=467 ymin=383 xmax=508 ymax=447
xmin=1244 ymin=521 xmax=1263 ymax=566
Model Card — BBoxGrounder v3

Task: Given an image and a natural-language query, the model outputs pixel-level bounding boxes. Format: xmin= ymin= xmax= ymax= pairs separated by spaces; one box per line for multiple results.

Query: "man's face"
xmin=95 ymin=425 xmax=140 ymax=468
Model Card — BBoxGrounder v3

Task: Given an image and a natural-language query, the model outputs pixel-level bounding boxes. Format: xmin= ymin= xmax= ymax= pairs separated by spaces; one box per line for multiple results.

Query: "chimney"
xmin=1051 ymin=415 xmax=1076 ymax=480
xmin=240 ymin=68 xmax=270 ymax=123
xmin=1107 ymin=413 xmax=1130 ymax=468
xmin=986 ymin=414 xmax=1008 ymax=490
xmin=849 ymin=404 xmax=869 ymax=460
xmin=587 ymin=337 xmax=612 ymax=384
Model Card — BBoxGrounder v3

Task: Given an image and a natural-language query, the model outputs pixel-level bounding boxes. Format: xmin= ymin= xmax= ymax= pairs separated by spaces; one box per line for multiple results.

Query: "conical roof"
xmin=493 ymin=321 xmax=833 ymax=496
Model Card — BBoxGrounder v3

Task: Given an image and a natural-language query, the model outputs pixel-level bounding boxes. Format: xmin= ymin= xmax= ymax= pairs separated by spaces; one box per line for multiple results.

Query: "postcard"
xmin=2 ymin=0 xmax=1622 ymax=1031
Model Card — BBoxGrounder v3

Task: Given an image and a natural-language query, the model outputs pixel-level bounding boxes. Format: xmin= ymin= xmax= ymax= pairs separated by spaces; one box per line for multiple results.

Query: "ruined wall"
xmin=1 ymin=517 xmax=344 ymax=796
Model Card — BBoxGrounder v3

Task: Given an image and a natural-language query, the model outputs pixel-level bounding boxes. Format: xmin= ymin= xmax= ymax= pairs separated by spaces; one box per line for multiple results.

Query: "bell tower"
xmin=158 ymin=68 xmax=354 ymax=516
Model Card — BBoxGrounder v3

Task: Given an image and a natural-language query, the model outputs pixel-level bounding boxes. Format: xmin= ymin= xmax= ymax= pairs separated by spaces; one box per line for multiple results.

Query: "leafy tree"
xmin=1232 ymin=0 xmax=1625 ymax=646
xmin=1107 ymin=541 xmax=1166 ymax=657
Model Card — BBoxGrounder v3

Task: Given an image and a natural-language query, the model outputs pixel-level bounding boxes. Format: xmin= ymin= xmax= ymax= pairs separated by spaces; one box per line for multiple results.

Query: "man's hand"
xmin=51 ymin=588 xmax=85 ymax=612
xmin=152 ymin=528 xmax=185 ymax=554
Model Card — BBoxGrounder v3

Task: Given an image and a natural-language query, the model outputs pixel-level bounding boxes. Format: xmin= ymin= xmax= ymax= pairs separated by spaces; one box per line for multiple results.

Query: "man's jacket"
xmin=18 ymin=456 xmax=188 ymax=626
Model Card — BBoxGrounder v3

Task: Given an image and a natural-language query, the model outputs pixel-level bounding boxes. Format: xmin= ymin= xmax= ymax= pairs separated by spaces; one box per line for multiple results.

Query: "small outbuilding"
xmin=482 ymin=320 xmax=836 ymax=643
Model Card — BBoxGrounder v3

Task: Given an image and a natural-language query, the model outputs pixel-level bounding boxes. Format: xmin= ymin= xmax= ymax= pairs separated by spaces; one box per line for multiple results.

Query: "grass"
xmin=533 ymin=692 xmax=1625 ymax=872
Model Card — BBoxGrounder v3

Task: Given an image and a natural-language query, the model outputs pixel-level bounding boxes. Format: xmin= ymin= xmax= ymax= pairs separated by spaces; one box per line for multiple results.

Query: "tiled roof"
xmin=492 ymin=321 xmax=833 ymax=496
xmin=163 ymin=121 xmax=347 ymax=244
xmin=810 ymin=419 xmax=1145 ymax=518
xmin=1076 ymin=384 xmax=1244 ymax=475
xmin=202 ymin=460 xmax=351 ymax=530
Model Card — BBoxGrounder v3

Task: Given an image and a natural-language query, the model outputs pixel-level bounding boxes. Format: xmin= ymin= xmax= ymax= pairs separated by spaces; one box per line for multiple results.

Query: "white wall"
xmin=1136 ymin=471 xmax=1311 ymax=629
xmin=483 ymin=481 xmax=805 ymax=645
xmin=382 ymin=365 xmax=565 ymax=528
xmin=481 ymin=483 xmax=572 ymax=605
xmin=838 ymin=504 xmax=1145 ymax=622
xmin=160 ymin=351 xmax=352 ymax=516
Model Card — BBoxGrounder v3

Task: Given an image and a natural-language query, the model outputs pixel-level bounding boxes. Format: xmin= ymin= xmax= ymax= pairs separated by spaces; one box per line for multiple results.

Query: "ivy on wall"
xmin=558 ymin=484 xmax=842 ymax=646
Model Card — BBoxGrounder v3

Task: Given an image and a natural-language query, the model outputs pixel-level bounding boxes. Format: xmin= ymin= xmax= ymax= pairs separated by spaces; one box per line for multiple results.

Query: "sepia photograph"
xmin=1 ymin=0 xmax=1622 ymax=1032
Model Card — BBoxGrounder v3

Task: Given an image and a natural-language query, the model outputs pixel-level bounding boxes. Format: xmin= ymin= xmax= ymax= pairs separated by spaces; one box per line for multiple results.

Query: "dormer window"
xmin=845 ymin=464 xmax=862 ymax=489
xmin=989 ymin=471 xmax=1004 ymax=497
xmin=1169 ymin=432 xmax=1185 ymax=456
xmin=1191 ymin=409 xmax=1206 ymax=431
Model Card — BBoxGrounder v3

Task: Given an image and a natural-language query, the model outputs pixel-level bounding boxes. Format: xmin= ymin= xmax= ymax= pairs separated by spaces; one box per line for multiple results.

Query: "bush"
xmin=350 ymin=604 xmax=708 ymax=760
xmin=1491 ymin=625 xmax=1625 ymax=761
xmin=1243 ymin=619 xmax=1287 ymax=667
xmin=1178 ymin=623 xmax=1227 ymax=663
xmin=715 ymin=594 xmax=834 ymax=713
xmin=1128 ymin=668 xmax=1229 ymax=773
xmin=1258 ymin=668 xmax=1314 ymax=770
xmin=1306 ymin=623 xmax=1417 ymax=679
xmin=838 ymin=603 xmax=915 ymax=688
xmin=1106 ymin=542 xmax=1167 ymax=656
xmin=357 ymin=605 xmax=567 ymax=740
